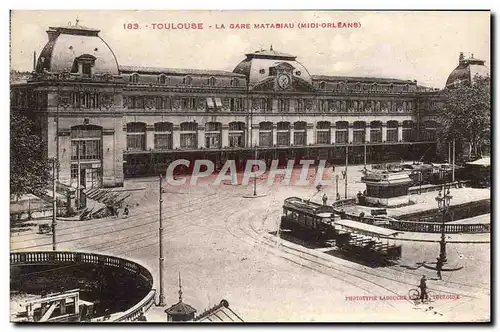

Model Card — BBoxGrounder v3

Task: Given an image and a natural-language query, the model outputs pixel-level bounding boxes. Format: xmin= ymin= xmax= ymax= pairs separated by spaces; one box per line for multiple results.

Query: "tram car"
xmin=281 ymin=197 xmax=402 ymax=263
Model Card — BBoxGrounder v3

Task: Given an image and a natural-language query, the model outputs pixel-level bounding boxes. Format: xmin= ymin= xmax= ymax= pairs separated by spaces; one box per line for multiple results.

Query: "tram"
xmin=281 ymin=197 xmax=402 ymax=263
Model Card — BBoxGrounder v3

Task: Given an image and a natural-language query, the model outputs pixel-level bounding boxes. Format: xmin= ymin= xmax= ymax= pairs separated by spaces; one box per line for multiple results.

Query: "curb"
xmin=381 ymin=235 xmax=490 ymax=244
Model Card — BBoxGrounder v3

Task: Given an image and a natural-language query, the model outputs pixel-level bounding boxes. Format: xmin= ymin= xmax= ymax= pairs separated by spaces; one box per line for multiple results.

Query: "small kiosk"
xmin=361 ymin=170 xmax=413 ymax=207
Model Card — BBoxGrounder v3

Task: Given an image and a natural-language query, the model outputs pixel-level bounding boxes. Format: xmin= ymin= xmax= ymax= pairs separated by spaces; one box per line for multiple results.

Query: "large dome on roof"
xmin=233 ymin=47 xmax=312 ymax=88
xmin=36 ymin=22 xmax=119 ymax=75
xmin=445 ymin=52 xmax=489 ymax=88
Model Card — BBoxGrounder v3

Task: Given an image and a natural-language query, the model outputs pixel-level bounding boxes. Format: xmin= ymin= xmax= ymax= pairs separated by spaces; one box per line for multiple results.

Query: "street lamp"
xmin=335 ymin=174 xmax=339 ymax=200
xmin=435 ymin=188 xmax=453 ymax=263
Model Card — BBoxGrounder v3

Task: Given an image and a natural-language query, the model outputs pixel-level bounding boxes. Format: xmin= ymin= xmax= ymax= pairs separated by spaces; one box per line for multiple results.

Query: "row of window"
xmin=124 ymin=120 xmax=437 ymax=150
xmin=129 ymin=73 xmax=241 ymax=87
xmin=124 ymin=96 xmax=245 ymax=111
xmin=317 ymin=81 xmax=412 ymax=93
xmin=122 ymin=96 xmax=414 ymax=113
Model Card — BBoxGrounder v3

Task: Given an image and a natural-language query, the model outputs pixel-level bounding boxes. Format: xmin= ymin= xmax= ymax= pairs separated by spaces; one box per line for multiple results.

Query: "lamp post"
xmin=335 ymin=174 xmax=339 ymax=200
xmin=435 ymin=188 xmax=453 ymax=263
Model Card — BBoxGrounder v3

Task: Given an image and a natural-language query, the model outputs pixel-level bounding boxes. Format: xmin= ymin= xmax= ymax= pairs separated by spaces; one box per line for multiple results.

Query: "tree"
xmin=10 ymin=112 xmax=52 ymax=200
xmin=438 ymin=74 xmax=491 ymax=159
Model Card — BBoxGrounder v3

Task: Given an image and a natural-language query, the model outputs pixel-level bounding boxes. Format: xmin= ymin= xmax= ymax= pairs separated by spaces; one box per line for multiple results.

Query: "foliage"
xmin=438 ymin=74 xmax=491 ymax=157
xmin=10 ymin=112 xmax=52 ymax=200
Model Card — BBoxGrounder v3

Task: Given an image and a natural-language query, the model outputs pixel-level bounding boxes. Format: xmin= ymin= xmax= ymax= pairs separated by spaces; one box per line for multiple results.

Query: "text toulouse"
xmin=147 ymin=22 xmax=361 ymax=30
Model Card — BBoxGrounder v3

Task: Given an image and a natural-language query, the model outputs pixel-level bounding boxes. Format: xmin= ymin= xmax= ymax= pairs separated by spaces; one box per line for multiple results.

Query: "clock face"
xmin=277 ymin=74 xmax=291 ymax=89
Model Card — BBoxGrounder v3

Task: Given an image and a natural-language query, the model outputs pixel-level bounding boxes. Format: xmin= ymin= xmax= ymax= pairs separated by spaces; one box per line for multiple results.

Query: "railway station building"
xmin=12 ymin=22 xmax=474 ymax=189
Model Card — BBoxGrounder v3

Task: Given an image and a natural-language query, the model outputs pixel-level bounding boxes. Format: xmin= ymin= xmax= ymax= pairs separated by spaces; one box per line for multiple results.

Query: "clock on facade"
xmin=277 ymin=74 xmax=291 ymax=89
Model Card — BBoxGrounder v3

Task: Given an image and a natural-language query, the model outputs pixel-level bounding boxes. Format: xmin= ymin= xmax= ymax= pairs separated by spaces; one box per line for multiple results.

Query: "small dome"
xmin=446 ymin=52 xmax=489 ymax=88
xmin=36 ymin=22 xmax=119 ymax=75
xmin=233 ymin=46 xmax=312 ymax=88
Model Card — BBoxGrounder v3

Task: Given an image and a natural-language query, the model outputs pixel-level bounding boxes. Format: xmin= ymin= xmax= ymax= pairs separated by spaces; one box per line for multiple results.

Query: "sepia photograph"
xmin=9 ymin=10 xmax=491 ymax=323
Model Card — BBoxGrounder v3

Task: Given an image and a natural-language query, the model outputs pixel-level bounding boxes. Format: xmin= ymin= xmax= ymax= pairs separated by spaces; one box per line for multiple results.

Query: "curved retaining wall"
xmin=10 ymin=251 xmax=156 ymax=322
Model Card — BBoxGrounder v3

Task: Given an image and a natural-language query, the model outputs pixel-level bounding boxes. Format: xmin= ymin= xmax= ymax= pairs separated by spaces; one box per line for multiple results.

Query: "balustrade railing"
xmin=10 ymin=251 xmax=155 ymax=322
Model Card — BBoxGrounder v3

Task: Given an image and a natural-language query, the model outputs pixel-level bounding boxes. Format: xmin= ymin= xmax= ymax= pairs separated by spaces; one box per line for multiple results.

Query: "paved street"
xmin=10 ymin=165 xmax=490 ymax=322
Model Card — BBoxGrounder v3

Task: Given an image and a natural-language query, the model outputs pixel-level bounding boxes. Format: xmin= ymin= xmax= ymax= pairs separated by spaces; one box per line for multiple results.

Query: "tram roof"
xmin=336 ymin=219 xmax=400 ymax=237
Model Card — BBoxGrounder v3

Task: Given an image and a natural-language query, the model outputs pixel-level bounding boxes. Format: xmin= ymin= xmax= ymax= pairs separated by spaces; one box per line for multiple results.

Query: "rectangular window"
xmin=259 ymin=132 xmax=273 ymax=147
xmin=316 ymin=131 xmax=330 ymax=145
xmin=278 ymin=99 xmax=289 ymax=113
xmin=386 ymin=129 xmax=398 ymax=142
xmin=293 ymin=132 xmax=306 ymax=146
xmin=335 ymin=130 xmax=348 ymax=144
xmin=154 ymin=134 xmax=172 ymax=149
xmin=370 ymin=130 xmax=382 ymax=143
xmin=353 ymin=131 xmax=366 ymax=143
xmin=156 ymin=97 xmax=164 ymax=110
xmin=180 ymin=133 xmax=197 ymax=149
xmin=126 ymin=134 xmax=146 ymax=150
xmin=71 ymin=140 xmax=102 ymax=160
xmin=82 ymin=64 xmax=91 ymax=77
xmin=277 ymin=132 xmax=290 ymax=146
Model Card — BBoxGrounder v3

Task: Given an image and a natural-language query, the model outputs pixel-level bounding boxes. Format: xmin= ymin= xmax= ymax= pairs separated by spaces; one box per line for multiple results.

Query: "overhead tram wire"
xmin=12 ymin=190 xmax=237 ymax=244
xmin=12 ymin=190 xmax=243 ymax=251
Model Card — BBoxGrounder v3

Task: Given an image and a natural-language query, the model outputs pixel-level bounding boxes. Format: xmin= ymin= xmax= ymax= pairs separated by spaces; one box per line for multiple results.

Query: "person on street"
xmin=322 ymin=193 xmax=328 ymax=205
xmin=123 ymin=205 xmax=129 ymax=218
xmin=419 ymin=275 xmax=428 ymax=302
xmin=336 ymin=193 xmax=341 ymax=201
xmin=436 ymin=257 xmax=444 ymax=280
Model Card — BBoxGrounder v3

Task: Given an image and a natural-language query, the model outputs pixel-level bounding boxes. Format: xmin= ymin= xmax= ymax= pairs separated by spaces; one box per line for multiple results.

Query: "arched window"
xmin=370 ymin=121 xmax=382 ymax=142
xmin=259 ymin=122 xmax=273 ymax=147
xmin=402 ymin=120 xmax=416 ymax=142
xmin=423 ymin=120 xmax=438 ymax=141
xmin=208 ymin=77 xmax=216 ymax=86
xmin=230 ymin=78 xmax=239 ymax=87
xmin=228 ymin=122 xmax=245 ymax=147
xmin=126 ymin=122 xmax=147 ymax=150
xmin=353 ymin=121 xmax=366 ymax=143
xmin=205 ymin=122 xmax=222 ymax=148
xmin=316 ymin=121 xmax=331 ymax=145
xmin=180 ymin=122 xmax=198 ymax=148
xmin=277 ymin=122 xmax=291 ymax=146
xmin=71 ymin=125 xmax=103 ymax=188
xmin=154 ymin=122 xmax=173 ymax=149
xmin=335 ymin=121 xmax=349 ymax=144
xmin=183 ymin=76 xmax=192 ymax=85
xmin=129 ymin=73 xmax=139 ymax=84
xmin=293 ymin=121 xmax=307 ymax=146
xmin=386 ymin=121 xmax=399 ymax=142
xmin=319 ymin=81 xmax=326 ymax=90
xmin=158 ymin=74 xmax=167 ymax=84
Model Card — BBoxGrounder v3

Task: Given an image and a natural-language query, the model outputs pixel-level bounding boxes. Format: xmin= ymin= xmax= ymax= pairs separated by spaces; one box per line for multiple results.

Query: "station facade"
xmin=11 ymin=22 xmax=447 ymax=189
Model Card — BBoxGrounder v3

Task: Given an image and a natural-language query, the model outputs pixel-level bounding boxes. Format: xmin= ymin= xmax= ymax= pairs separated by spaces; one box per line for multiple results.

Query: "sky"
xmin=10 ymin=10 xmax=490 ymax=89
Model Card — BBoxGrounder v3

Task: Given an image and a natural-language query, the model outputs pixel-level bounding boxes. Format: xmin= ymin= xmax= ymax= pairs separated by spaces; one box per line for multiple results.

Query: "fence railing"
xmin=331 ymin=209 xmax=490 ymax=234
xmin=10 ymin=251 xmax=155 ymax=322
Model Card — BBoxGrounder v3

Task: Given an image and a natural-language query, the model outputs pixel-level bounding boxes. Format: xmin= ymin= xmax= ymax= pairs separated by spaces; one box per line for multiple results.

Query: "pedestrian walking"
xmin=322 ymin=193 xmax=328 ymax=205
xmin=123 ymin=205 xmax=129 ymax=218
xmin=419 ymin=275 xmax=428 ymax=302
xmin=332 ymin=164 xmax=336 ymax=172
xmin=336 ymin=193 xmax=341 ymax=201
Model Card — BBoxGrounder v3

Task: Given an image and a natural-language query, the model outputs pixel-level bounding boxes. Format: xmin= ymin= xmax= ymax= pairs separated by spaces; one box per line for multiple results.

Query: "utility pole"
xmin=253 ymin=144 xmax=258 ymax=196
xmin=452 ymin=139 xmax=456 ymax=182
xmin=52 ymin=159 xmax=57 ymax=251
xmin=158 ymin=175 xmax=166 ymax=306
xmin=364 ymin=143 xmax=367 ymax=168
xmin=345 ymin=146 xmax=348 ymax=199
xmin=76 ymin=142 xmax=81 ymax=209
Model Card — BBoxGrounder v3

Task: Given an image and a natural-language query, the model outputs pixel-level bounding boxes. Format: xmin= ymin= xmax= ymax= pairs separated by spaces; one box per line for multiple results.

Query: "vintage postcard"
xmin=9 ymin=10 xmax=491 ymax=323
